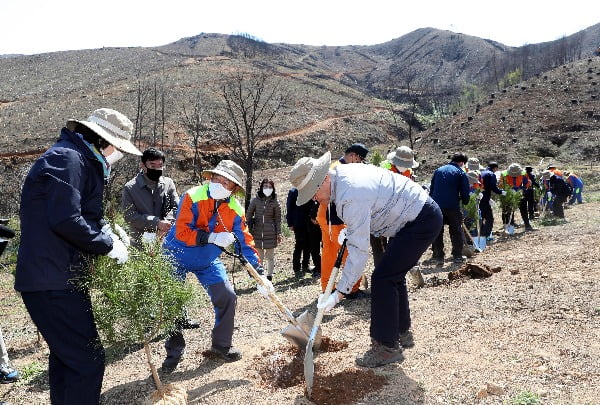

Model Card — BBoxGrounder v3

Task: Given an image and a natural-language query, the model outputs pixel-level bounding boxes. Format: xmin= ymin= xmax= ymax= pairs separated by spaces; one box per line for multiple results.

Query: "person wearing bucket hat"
xmin=466 ymin=157 xmax=484 ymax=172
xmin=381 ymin=145 xmax=419 ymax=179
xmin=15 ymin=108 xmax=140 ymax=404
xmin=161 ymin=159 xmax=272 ymax=370
xmin=499 ymin=163 xmax=534 ymax=232
xmin=290 ymin=152 xmax=442 ymax=367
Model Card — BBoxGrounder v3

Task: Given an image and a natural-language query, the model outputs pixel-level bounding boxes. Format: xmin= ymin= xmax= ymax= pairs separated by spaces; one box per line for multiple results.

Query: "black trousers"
xmin=21 ymin=289 xmax=105 ymax=405
xmin=523 ymin=188 xmax=536 ymax=218
xmin=432 ymin=207 xmax=465 ymax=258
xmin=553 ymin=194 xmax=567 ymax=218
xmin=480 ymin=198 xmax=494 ymax=237
xmin=371 ymin=199 xmax=442 ymax=344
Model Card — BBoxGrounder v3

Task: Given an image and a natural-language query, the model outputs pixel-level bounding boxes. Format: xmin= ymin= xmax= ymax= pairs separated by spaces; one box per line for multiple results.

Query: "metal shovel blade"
xmin=304 ymin=327 xmax=319 ymax=399
xmin=280 ymin=310 xmax=321 ymax=349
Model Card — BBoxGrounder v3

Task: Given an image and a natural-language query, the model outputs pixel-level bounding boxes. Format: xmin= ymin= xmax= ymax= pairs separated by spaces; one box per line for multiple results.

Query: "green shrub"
xmin=510 ymin=391 xmax=541 ymax=405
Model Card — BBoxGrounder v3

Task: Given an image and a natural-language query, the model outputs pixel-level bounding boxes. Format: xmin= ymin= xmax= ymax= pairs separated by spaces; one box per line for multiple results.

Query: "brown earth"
xmin=1 ymin=190 xmax=598 ymax=404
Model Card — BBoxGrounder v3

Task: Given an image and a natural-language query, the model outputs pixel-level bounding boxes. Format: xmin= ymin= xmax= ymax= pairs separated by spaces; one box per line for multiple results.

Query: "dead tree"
xmin=213 ymin=70 xmax=288 ymax=208
xmin=179 ymin=91 xmax=208 ymax=182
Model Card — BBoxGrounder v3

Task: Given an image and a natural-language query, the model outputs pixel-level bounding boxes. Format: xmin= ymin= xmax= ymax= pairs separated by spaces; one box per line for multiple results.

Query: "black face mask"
xmin=145 ymin=168 xmax=163 ymax=182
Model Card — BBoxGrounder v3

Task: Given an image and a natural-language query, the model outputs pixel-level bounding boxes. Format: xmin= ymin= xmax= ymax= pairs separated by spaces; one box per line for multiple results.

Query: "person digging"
xmin=290 ymin=152 xmax=443 ymax=367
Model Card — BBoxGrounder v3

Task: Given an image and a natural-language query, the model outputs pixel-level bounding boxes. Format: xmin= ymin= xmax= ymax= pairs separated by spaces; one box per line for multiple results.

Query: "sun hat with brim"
xmin=466 ymin=171 xmax=481 ymax=185
xmin=541 ymin=170 xmax=552 ymax=180
xmin=202 ymin=160 xmax=246 ymax=193
xmin=507 ymin=163 xmax=523 ymax=177
xmin=67 ymin=108 xmax=141 ymax=156
xmin=290 ymin=151 xmax=331 ymax=206
xmin=387 ymin=146 xmax=419 ymax=169
xmin=466 ymin=157 xmax=484 ymax=171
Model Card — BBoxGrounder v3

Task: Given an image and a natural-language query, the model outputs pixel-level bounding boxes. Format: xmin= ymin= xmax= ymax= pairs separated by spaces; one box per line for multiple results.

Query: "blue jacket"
xmin=480 ymin=168 xmax=503 ymax=199
xmin=429 ymin=162 xmax=470 ymax=209
xmin=15 ymin=128 xmax=113 ymax=292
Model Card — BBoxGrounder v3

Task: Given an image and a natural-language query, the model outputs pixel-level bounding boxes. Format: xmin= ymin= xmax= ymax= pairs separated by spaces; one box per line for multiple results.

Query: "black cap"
xmin=345 ymin=143 xmax=369 ymax=160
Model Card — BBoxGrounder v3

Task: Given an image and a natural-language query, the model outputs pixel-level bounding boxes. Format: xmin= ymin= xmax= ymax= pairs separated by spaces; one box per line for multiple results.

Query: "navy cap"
xmin=345 ymin=143 xmax=369 ymax=160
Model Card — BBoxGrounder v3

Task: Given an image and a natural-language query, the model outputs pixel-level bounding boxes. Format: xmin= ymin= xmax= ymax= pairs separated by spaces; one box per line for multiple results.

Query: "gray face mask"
xmin=102 ymin=148 xmax=124 ymax=166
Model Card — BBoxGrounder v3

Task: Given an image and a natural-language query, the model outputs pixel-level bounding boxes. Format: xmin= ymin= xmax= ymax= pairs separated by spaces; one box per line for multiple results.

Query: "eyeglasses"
xmin=212 ymin=174 xmax=237 ymax=191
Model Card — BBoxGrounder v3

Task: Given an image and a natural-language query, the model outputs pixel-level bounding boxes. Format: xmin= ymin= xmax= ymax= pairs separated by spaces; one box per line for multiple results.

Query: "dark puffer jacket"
xmin=15 ymin=128 xmax=113 ymax=292
xmin=246 ymin=195 xmax=281 ymax=249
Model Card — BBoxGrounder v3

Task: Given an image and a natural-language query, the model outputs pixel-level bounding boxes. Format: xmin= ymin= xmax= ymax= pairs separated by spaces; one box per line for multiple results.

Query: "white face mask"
xmin=209 ymin=181 xmax=232 ymax=200
xmin=103 ymin=148 xmax=124 ymax=166
xmin=262 ymin=187 xmax=273 ymax=197
xmin=395 ymin=165 xmax=408 ymax=173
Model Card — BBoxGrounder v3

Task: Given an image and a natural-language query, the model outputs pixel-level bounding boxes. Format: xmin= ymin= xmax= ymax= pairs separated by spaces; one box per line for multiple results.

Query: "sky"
xmin=1 ymin=0 xmax=599 ymax=55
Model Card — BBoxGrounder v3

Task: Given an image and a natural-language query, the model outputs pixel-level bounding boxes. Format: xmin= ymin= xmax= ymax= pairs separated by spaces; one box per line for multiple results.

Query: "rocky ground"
xmin=1 ymin=193 xmax=598 ymax=405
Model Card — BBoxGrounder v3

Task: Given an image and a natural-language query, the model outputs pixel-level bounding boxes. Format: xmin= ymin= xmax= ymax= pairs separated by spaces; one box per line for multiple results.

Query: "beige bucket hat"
xmin=466 ymin=170 xmax=481 ymax=185
xmin=67 ymin=108 xmax=141 ymax=155
xmin=466 ymin=157 xmax=484 ymax=171
xmin=507 ymin=163 xmax=523 ymax=177
xmin=387 ymin=146 xmax=419 ymax=169
xmin=290 ymin=151 xmax=331 ymax=206
xmin=202 ymin=160 xmax=246 ymax=193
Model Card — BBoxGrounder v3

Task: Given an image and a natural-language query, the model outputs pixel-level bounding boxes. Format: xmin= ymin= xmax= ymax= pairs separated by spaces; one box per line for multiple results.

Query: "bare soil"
xmin=1 ymin=199 xmax=599 ymax=405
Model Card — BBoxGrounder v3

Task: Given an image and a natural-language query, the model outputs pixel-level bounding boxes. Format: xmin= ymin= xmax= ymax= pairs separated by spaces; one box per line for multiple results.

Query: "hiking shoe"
xmin=210 ymin=345 xmax=242 ymax=362
xmin=452 ymin=256 xmax=466 ymax=263
xmin=0 ymin=364 xmax=19 ymax=384
xmin=525 ymin=225 xmax=535 ymax=231
xmin=160 ymin=356 xmax=182 ymax=374
xmin=399 ymin=330 xmax=415 ymax=348
xmin=355 ymin=340 xmax=403 ymax=368
xmin=177 ymin=318 xmax=200 ymax=330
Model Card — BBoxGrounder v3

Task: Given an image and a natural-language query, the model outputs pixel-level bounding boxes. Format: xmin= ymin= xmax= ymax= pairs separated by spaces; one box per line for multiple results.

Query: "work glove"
xmin=317 ymin=291 xmax=342 ymax=312
xmin=546 ymin=192 xmax=552 ymax=199
xmin=256 ymin=276 xmax=274 ymax=298
xmin=142 ymin=232 xmax=157 ymax=244
xmin=501 ymin=190 xmax=507 ymax=196
xmin=476 ymin=193 xmax=483 ymax=201
xmin=337 ymin=228 xmax=347 ymax=245
xmin=107 ymin=234 xmax=129 ymax=264
xmin=208 ymin=232 xmax=235 ymax=248
xmin=113 ymin=224 xmax=130 ymax=247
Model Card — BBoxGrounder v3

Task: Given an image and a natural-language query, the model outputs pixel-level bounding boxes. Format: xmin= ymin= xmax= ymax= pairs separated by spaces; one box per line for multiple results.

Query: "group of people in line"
xmin=3 ymin=106 xmax=586 ymax=404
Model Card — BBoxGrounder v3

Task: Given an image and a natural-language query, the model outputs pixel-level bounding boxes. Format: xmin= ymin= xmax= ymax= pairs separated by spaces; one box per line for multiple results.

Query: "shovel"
xmin=304 ymin=239 xmax=347 ymax=399
xmin=461 ymin=223 xmax=482 ymax=253
xmin=219 ymin=246 xmax=318 ymax=349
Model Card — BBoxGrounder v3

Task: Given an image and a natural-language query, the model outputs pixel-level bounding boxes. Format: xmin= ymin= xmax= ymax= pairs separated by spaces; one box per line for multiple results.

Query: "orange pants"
xmin=316 ymin=203 xmax=360 ymax=293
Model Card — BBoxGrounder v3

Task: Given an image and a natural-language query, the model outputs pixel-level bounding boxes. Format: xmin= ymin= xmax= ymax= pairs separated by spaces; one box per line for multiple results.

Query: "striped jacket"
xmin=163 ymin=183 xmax=260 ymax=278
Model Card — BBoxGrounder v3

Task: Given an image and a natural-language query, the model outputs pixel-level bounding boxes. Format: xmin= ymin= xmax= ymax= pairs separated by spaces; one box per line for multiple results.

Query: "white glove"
xmin=107 ymin=234 xmax=129 ymax=264
xmin=490 ymin=199 xmax=496 ymax=207
xmin=142 ymin=232 xmax=157 ymax=244
xmin=476 ymin=193 xmax=483 ymax=200
xmin=546 ymin=192 xmax=552 ymax=199
xmin=113 ymin=224 xmax=130 ymax=247
xmin=317 ymin=291 xmax=342 ymax=312
xmin=256 ymin=276 xmax=274 ymax=298
xmin=208 ymin=232 xmax=235 ymax=247
xmin=501 ymin=191 xmax=507 ymax=196
xmin=337 ymin=228 xmax=347 ymax=245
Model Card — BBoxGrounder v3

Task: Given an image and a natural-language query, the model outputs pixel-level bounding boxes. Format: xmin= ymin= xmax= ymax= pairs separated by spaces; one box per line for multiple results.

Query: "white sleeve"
xmin=335 ymin=201 xmax=370 ymax=294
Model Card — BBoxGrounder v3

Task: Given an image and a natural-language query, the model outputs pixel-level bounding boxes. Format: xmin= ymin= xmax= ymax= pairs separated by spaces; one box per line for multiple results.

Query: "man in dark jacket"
xmin=15 ymin=108 xmax=141 ymax=404
xmin=286 ymin=188 xmax=321 ymax=276
xmin=429 ymin=153 xmax=470 ymax=263
xmin=479 ymin=162 xmax=506 ymax=240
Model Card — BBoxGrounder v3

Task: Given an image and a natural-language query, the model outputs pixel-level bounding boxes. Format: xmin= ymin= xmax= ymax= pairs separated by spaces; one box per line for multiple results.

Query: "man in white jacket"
xmin=290 ymin=151 xmax=443 ymax=367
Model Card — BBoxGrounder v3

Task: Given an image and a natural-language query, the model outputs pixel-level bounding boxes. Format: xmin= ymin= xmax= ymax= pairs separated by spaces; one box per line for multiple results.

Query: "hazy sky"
xmin=1 ymin=0 xmax=598 ymax=55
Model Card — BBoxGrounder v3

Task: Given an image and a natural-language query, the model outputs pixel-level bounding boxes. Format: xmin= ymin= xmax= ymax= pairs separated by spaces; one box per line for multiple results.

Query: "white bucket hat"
xmin=67 ymin=108 xmax=141 ymax=155
xmin=466 ymin=157 xmax=484 ymax=171
xmin=202 ymin=160 xmax=246 ymax=193
xmin=387 ymin=146 xmax=419 ymax=169
xmin=290 ymin=151 xmax=331 ymax=206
